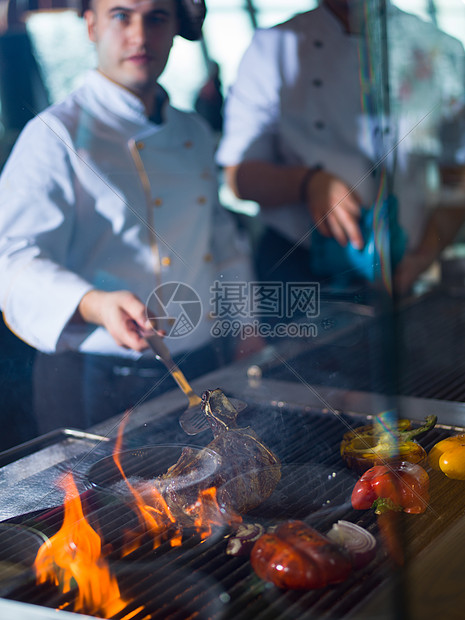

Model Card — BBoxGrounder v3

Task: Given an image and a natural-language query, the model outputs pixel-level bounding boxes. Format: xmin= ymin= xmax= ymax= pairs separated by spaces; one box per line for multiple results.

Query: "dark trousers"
xmin=33 ymin=341 xmax=229 ymax=435
xmin=252 ymin=226 xmax=318 ymax=337
xmin=254 ymin=226 xmax=315 ymax=285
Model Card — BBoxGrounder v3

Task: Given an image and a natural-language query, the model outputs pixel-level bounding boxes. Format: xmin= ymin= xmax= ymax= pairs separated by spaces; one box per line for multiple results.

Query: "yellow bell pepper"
xmin=428 ymin=434 xmax=465 ymax=480
xmin=341 ymin=415 xmax=437 ymax=474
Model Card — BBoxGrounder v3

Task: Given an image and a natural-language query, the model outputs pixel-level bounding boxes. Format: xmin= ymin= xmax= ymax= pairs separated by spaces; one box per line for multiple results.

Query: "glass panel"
xmin=387 ymin=0 xmax=465 ymax=292
xmin=385 ymin=2 xmax=465 ymax=616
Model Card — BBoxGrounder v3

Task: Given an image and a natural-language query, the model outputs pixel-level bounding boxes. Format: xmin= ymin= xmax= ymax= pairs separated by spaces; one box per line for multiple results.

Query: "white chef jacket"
xmin=216 ymin=3 xmax=465 ymax=252
xmin=0 ymin=70 xmax=248 ymax=357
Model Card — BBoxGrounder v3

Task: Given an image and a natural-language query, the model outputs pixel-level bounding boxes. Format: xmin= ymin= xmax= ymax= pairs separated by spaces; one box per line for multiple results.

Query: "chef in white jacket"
xmin=217 ymin=0 xmax=465 ymax=291
xmin=0 ymin=0 xmax=251 ymax=433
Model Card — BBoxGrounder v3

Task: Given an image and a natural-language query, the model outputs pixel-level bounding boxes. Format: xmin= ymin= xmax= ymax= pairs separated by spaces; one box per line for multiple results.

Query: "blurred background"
xmin=4 ymin=1 xmax=465 ymax=171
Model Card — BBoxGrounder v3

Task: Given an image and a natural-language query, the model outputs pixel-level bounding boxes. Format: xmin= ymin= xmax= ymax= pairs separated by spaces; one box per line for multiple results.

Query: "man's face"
xmin=85 ymin=0 xmax=178 ymax=96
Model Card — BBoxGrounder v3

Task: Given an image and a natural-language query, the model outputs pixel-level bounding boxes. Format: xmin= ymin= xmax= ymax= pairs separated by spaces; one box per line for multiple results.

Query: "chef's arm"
xmin=226 ymin=160 xmax=308 ymax=206
xmin=225 ymin=161 xmax=364 ymax=249
xmin=77 ymin=289 xmax=151 ymax=352
xmin=394 ymin=205 xmax=465 ymax=295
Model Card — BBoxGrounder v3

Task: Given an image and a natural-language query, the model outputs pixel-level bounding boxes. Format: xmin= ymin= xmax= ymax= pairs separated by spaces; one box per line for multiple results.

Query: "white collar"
xmin=83 ymin=70 xmax=167 ymax=125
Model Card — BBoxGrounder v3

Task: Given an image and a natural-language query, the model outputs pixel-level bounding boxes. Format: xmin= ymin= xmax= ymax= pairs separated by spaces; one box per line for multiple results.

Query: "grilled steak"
xmin=160 ymin=389 xmax=281 ymax=516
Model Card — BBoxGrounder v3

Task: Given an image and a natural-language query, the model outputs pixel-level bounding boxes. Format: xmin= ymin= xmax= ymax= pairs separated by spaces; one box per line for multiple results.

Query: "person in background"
xmin=0 ymin=0 xmax=253 ymax=436
xmin=217 ymin=0 xmax=465 ymax=295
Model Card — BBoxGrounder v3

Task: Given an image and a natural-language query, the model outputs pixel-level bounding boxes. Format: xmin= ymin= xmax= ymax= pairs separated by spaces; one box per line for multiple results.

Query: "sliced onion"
xmin=226 ymin=523 xmax=265 ymax=557
xmin=327 ymin=520 xmax=377 ymax=569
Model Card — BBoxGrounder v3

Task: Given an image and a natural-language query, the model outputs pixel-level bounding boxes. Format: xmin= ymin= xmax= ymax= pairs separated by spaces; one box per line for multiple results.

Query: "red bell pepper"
xmin=351 ymin=461 xmax=429 ymax=565
xmin=351 ymin=461 xmax=429 ymax=515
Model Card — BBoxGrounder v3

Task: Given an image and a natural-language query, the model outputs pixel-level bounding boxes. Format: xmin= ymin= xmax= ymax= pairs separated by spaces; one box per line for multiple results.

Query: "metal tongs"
xmin=139 ymin=327 xmax=247 ymax=434
xmin=139 ymin=327 xmax=209 ymax=435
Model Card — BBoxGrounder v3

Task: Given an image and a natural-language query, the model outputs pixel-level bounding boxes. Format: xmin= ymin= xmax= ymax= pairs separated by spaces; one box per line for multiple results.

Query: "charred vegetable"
xmin=351 ymin=461 xmax=430 ymax=515
xmin=428 ymin=434 xmax=465 ymax=480
xmin=161 ymin=389 xmax=281 ymax=516
xmin=250 ymin=520 xmax=352 ymax=590
xmin=351 ymin=461 xmax=429 ymax=565
xmin=341 ymin=414 xmax=437 ymax=473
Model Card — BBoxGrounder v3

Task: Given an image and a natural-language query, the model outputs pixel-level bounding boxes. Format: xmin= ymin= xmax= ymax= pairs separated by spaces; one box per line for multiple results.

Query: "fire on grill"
xmin=32 ymin=388 xmax=282 ymax=617
xmin=3 ymin=382 xmax=465 ymax=620
xmin=34 ymin=474 xmax=132 ymax=618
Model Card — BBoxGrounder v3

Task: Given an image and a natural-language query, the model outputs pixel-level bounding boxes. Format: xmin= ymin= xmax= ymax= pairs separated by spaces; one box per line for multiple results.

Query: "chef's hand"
xmin=77 ymin=289 xmax=152 ymax=351
xmin=305 ymin=170 xmax=364 ymax=250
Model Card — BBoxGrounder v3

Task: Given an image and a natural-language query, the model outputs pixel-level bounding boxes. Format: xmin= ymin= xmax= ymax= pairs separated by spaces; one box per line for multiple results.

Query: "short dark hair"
xmin=81 ymin=0 xmax=206 ymax=41
xmin=177 ymin=0 xmax=206 ymax=40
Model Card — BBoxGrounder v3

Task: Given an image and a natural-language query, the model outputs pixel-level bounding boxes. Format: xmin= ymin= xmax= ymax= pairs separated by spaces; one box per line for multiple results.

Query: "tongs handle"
xmin=141 ymin=329 xmax=202 ymax=407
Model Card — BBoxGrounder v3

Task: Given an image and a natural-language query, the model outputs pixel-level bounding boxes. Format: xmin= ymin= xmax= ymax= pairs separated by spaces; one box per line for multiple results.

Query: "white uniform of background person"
xmin=216 ymin=2 xmax=465 ymax=286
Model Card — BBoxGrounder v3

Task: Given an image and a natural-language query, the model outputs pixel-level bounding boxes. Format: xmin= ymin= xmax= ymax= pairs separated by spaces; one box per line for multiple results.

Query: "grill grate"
xmin=265 ymin=293 xmax=465 ymax=402
xmin=2 ymin=402 xmax=465 ymax=619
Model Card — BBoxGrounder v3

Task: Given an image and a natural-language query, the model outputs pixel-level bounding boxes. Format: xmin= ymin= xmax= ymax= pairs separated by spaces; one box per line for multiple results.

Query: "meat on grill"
xmin=159 ymin=389 xmax=282 ymax=517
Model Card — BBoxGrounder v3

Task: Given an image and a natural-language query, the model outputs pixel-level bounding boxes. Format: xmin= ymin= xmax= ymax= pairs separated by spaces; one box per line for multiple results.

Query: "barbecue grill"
xmin=264 ymin=291 xmax=465 ymax=402
xmin=1 ymin=292 xmax=465 ymax=620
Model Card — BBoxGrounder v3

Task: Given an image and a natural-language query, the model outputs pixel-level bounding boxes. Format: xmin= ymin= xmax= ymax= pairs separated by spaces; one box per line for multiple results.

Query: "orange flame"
xmin=186 ymin=487 xmax=242 ymax=540
xmin=32 ymin=410 xmax=242 ymax=619
xmin=34 ymin=474 xmax=129 ymax=618
xmin=114 ymin=413 xmax=240 ymax=549
xmin=114 ymin=413 xmax=182 ymax=555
